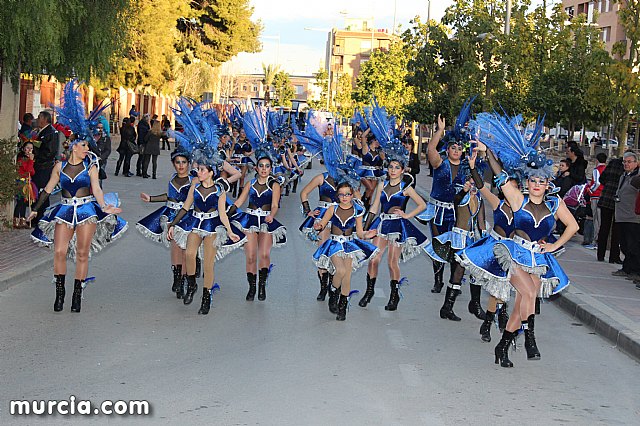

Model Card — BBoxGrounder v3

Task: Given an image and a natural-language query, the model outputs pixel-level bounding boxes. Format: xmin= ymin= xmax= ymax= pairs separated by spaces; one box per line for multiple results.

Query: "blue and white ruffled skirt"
xmin=424 ymin=227 xmax=476 ymax=263
xmin=232 ymin=208 xmax=287 ymax=248
xmin=174 ymin=210 xmax=247 ymax=260
xmin=370 ymin=214 xmax=429 ymax=262
xmin=299 ymin=201 xmax=334 ymax=242
xmin=136 ymin=201 xmax=183 ymax=246
xmin=312 ymin=234 xmax=379 ymax=275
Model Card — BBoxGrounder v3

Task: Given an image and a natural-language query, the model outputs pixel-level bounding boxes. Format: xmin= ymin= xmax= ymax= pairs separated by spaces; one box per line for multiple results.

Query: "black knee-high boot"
xmin=524 ymin=314 xmax=541 ymax=360
xmin=497 ymin=302 xmax=509 ymax=332
xmin=198 ymin=287 xmax=212 ymax=315
xmin=54 ymin=275 xmax=65 ymax=312
xmin=195 ymin=256 xmax=202 ymax=278
xmin=385 ymin=280 xmax=400 ymax=311
xmin=71 ymin=279 xmax=83 ymax=312
xmin=317 ymin=271 xmax=329 ymax=301
xmin=258 ymin=268 xmax=268 ymax=301
xmin=535 ymin=297 xmax=541 ymax=315
xmin=246 ymin=272 xmax=257 ymax=301
xmin=358 ymin=274 xmax=376 ymax=307
xmin=494 ymin=330 xmax=515 ymax=367
xmin=183 ymin=275 xmax=198 ymax=305
xmin=431 ymin=261 xmax=445 ymax=293
xmin=292 ymin=178 xmax=298 ymax=193
xmin=439 ymin=284 xmax=461 ymax=321
xmin=171 ymin=265 xmax=182 ymax=294
xmin=480 ymin=310 xmax=495 ymax=342
xmin=336 ymin=294 xmax=348 ymax=321
xmin=328 ymin=284 xmax=339 ymax=314
xmin=468 ymin=284 xmax=486 ymax=320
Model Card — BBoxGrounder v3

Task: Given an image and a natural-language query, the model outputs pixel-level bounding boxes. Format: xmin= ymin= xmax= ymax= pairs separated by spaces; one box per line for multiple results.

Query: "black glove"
xmin=31 ymin=190 xmax=51 ymax=213
xmin=364 ymin=212 xmax=376 ymax=231
xmin=470 ymin=167 xmax=484 ymax=190
xmin=227 ymin=204 xmax=238 ymax=216
xmin=215 ymin=177 xmax=231 ymax=193
xmin=302 ymin=200 xmax=311 ymax=216
xmin=168 ymin=208 xmax=188 ymax=229
xmin=149 ymin=193 xmax=168 ymax=203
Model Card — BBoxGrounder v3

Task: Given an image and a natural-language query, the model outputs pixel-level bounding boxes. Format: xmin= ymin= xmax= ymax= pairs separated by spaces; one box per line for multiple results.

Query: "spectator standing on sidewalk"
xmin=567 ymin=145 xmax=588 ymax=186
xmin=14 ymin=141 xmax=36 ymax=228
xmin=161 ymin=114 xmax=171 ymax=150
xmin=583 ymin=153 xmax=607 ymax=248
xmin=596 ymin=156 xmax=624 ymax=263
xmin=129 ymin=104 xmax=140 ymax=121
xmin=136 ymin=114 xmax=150 ymax=176
xmin=31 ymin=111 xmax=59 ymax=226
xmin=404 ymin=138 xmax=420 ymax=187
xmin=18 ymin=113 xmax=35 ymax=145
xmin=115 ymin=117 xmax=135 ymax=177
xmin=93 ymin=119 xmax=111 ymax=186
xmin=142 ymin=120 xmax=161 ymax=179
xmin=553 ymin=159 xmax=573 ymax=197
xmin=611 ymin=152 xmax=640 ymax=281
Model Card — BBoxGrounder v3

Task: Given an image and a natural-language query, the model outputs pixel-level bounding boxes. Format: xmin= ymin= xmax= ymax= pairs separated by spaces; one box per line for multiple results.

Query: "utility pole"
xmin=505 ymin=0 xmax=512 ymax=36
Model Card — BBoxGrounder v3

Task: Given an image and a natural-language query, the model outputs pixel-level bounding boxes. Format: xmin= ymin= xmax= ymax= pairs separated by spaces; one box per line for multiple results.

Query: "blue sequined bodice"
xmin=248 ymin=178 xmax=274 ymax=207
xmin=380 ymin=180 xmax=409 ymax=213
xmin=513 ymin=196 xmax=559 ymax=241
xmin=318 ymin=172 xmax=337 ymax=202
xmin=431 ymin=159 xmax=466 ymax=203
xmin=363 ymin=150 xmax=382 ymax=167
xmin=493 ymin=200 xmax=515 ymax=237
xmin=168 ymin=174 xmax=193 ymax=202
xmin=193 ymin=184 xmax=221 ymax=212
xmin=330 ymin=204 xmax=364 ymax=232
xmin=60 ymin=157 xmax=93 ymax=197
xmin=234 ymin=141 xmax=251 ymax=155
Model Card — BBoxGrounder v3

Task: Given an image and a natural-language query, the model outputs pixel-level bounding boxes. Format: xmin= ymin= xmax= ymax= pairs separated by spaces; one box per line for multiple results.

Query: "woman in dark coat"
xmin=115 ymin=118 xmax=136 ymax=177
xmin=143 ymin=120 xmax=162 ymax=179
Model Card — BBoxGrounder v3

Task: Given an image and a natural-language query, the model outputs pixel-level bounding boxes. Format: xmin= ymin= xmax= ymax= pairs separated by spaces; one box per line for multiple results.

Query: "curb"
xmin=553 ymin=286 xmax=640 ymax=363
xmin=0 ymin=254 xmax=53 ymax=293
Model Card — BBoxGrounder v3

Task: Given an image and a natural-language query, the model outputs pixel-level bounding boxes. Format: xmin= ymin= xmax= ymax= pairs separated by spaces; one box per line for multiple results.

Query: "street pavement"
xmin=1 ymin=147 xmax=639 ymax=425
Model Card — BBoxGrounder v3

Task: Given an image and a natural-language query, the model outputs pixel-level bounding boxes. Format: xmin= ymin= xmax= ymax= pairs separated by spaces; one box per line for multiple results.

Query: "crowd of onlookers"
xmin=552 ymin=141 xmax=640 ymax=288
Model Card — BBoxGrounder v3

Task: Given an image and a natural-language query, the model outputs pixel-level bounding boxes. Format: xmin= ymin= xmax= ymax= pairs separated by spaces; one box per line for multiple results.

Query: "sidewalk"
xmin=1 ymin=157 xmax=639 ymax=361
xmin=414 ymin=166 xmax=640 ymax=362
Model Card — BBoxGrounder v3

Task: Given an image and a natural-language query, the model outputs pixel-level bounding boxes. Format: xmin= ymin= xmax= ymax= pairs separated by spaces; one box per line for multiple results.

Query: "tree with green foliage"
xmin=353 ymin=41 xmax=414 ymax=118
xmin=334 ymin=73 xmax=354 ymax=118
xmin=308 ymin=68 xmax=328 ymax=110
xmin=0 ymin=0 xmax=130 ymax=89
xmin=272 ymin=71 xmax=294 ymax=108
xmin=261 ymin=64 xmax=279 ymax=105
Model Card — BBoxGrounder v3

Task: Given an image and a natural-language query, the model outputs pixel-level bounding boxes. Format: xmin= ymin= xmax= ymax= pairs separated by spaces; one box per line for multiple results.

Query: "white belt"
xmin=512 ymin=235 xmax=541 ymax=252
xmin=429 ymin=198 xmax=455 ymax=210
xmin=166 ymin=201 xmax=184 ymax=210
xmin=452 ymin=227 xmax=474 ymax=239
xmin=361 ymin=165 xmax=381 ymax=171
xmin=331 ymin=235 xmax=354 ymax=243
xmin=380 ymin=213 xmax=401 ymax=220
xmin=61 ymin=196 xmax=95 ymax=206
xmin=246 ymin=208 xmax=270 ymax=217
xmin=193 ymin=210 xmax=219 ymax=220
xmin=489 ymin=229 xmax=509 ymax=241
xmin=317 ymin=201 xmax=334 ymax=209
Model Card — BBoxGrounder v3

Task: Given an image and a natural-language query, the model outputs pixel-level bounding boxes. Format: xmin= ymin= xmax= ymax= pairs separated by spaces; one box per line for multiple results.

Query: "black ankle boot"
xmin=231 ymin=182 xmax=238 ymax=198
xmin=177 ymin=275 xmax=185 ymax=299
xmin=171 ymin=265 xmax=182 ymax=294
xmin=535 ymin=297 xmax=541 ymax=315
xmin=71 ymin=279 xmax=83 ymax=313
xmin=358 ymin=274 xmax=376 ymax=307
xmin=285 ymin=185 xmax=290 ymax=196
xmin=316 ymin=271 xmax=329 ymax=301
xmin=183 ymin=275 xmax=198 ymax=305
xmin=336 ymin=294 xmax=349 ymax=321
xmin=431 ymin=262 xmax=445 ymax=293
xmin=385 ymin=280 xmax=400 ymax=311
xmin=494 ymin=330 xmax=515 ymax=367
xmin=258 ymin=268 xmax=268 ymax=301
xmin=480 ymin=310 xmax=495 ymax=342
xmin=292 ymin=179 xmax=298 ymax=193
xmin=468 ymin=284 xmax=486 ymax=320
xmin=54 ymin=275 xmax=65 ymax=312
xmin=246 ymin=272 xmax=257 ymax=301
xmin=524 ymin=314 xmax=541 ymax=360
xmin=439 ymin=285 xmax=461 ymax=321
xmin=497 ymin=303 xmax=509 ymax=332
xmin=328 ymin=286 xmax=339 ymax=314
xmin=195 ymin=256 xmax=202 ymax=278
xmin=198 ymin=287 xmax=212 ymax=315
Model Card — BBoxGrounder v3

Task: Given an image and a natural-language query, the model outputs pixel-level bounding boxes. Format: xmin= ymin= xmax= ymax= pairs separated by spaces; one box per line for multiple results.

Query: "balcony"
xmin=334 ymin=46 xmax=344 ymax=55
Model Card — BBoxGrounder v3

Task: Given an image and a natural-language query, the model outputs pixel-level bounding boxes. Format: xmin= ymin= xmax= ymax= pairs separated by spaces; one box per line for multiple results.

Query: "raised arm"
xmin=469 ymin=148 xmax=500 ymax=210
xmin=427 ymin=114 xmax=445 ymax=169
xmin=221 ymin=160 xmax=241 ymax=183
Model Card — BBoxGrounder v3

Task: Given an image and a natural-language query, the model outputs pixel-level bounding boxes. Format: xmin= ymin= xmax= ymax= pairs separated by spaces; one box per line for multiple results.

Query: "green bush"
xmin=0 ymin=137 xmax=18 ymax=208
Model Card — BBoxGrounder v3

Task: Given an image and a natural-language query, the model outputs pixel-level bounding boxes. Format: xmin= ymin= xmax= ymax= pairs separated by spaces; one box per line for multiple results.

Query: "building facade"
xmin=562 ymin=0 xmax=626 ymax=55
xmin=221 ymin=73 xmax=319 ymax=106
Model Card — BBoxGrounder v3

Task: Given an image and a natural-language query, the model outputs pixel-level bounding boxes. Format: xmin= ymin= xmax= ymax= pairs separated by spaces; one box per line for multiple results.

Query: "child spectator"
xmin=583 ymin=153 xmax=607 ymax=249
xmin=14 ymin=142 xmax=37 ymax=229
xmin=553 ymin=159 xmax=573 ymax=197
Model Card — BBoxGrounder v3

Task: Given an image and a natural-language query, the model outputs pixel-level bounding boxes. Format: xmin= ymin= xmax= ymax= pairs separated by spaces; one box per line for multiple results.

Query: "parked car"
xmin=598 ymin=139 xmax=619 ymax=148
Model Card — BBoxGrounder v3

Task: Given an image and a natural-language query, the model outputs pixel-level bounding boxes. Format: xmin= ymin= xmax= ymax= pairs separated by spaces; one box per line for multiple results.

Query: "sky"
xmin=224 ymin=0 xmax=454 ymax=76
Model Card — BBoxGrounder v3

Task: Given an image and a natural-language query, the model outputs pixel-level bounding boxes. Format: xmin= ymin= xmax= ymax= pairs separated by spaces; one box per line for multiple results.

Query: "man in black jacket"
xmin=403 ymin=138 xmax=420 ymax=187
xmin=32 ymin=111 xmax=59 ymax=225
xmin=136 ymin=114 xmax=150 ymax=176
xmin=567 ymin=145 xmax=587 ymax=186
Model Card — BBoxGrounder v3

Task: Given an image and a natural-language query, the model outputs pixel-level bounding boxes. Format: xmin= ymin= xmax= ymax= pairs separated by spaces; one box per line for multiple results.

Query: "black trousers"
xmin=143 ymin=154 xmax=158 ymax=177
xmin=597 ymin=207 xmax=621 ymax=262
xmin=32 ymin=167 xmax=52 ymax=226
xmin=161 ymin=136 xmax=170 ymax=150
xmin=136 ymin=144 xmax=146 ymax=174
xmin=116 ymin=151 xmax=133 ymax=174
xmin=618 ymin=222 xmax=640 ymax=274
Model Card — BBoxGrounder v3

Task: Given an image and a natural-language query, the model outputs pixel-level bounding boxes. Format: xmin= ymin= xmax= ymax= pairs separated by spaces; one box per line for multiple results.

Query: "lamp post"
xmin=262 ymin=34 xmax=281 ymax=66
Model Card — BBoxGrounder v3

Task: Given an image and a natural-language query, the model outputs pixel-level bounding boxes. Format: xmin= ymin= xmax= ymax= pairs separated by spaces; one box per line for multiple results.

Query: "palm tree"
xmin=261 ymin=63 xmax=279 ymax=105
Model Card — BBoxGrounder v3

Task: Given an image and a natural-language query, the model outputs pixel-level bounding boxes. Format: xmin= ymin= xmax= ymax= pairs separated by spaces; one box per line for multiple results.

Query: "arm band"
xmin=470 ymin=167 xmax=484 ymax=190
xmin=302 ymin=201 xmax=311 ymax=216
xmin=168 ymin=208 xmax=188 ymax=228
xmin=32 ymin=190 xmax=51 ymax=212
xmin=149 ymin=193 xmax=168 ymax=203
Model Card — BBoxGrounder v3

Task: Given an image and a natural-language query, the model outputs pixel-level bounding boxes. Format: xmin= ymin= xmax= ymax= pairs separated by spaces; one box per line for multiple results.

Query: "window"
xmin=242 ymin=85 xmax=248 ymax=91
xmin=294 ymin=85 xmax=304 ymax=96
xmin=601 ymin=26 xmax=611 ymax=42
xmin=600 ymin=0 xmax=611 ymax=12
xmin=565 ymin=6 xmax=574 ymax=19
xmin=252 ymin=85 xmax=258 ymax=92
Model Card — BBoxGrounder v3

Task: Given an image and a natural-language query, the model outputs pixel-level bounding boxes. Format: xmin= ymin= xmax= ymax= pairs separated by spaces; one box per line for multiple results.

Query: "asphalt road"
xmin=1 ymin=154 xmax=638 ymax=425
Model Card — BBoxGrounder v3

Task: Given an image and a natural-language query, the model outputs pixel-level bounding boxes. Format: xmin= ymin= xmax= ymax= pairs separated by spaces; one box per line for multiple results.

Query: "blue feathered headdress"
xmin=350 ymin=108 xmax=369 ymax=132
xmin=441 ymin=96 xmax=476 ymax=148
xmin=230 ymin=105 xmax=244 ymax=130
xmin=54 ymin=79 xmax=110 ymax=147
xmin=267 ymin=108 xmax=292 ymax=141
xmin=169 ymin=97 xmax=223 ymax=169
xmin=470 ymin=112 xmax=552 ymax=179
xmin=243 ymin=104 xmax=277 ymax=164
xmin=367 ymin=98 xmax=408 ymax=167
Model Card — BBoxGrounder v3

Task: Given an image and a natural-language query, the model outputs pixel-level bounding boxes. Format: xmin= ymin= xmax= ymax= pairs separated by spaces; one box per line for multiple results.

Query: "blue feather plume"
xmin=367 ymin=98 xmax=408 ymax=165
xmin=169 ymin=97 xmax=222 ymax=168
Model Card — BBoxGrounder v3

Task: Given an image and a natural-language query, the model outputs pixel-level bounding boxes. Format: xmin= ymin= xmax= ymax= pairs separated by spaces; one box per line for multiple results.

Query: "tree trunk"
xmin=617 ymin=112 xmax=630 ymax=157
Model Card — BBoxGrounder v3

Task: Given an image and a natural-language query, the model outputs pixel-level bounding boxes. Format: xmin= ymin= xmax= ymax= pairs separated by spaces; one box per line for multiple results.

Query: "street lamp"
xmin=305 ymin=27 xmax=333 ymax=111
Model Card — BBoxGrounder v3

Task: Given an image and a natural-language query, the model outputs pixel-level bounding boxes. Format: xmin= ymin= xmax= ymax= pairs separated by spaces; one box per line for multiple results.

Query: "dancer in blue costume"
xmin=358 ymin=101 xmax=428 ymax=311
xmin=230 ymin=105 xmax=287 ymax=302
xmin=472 ymin=112 xmax=579 ymax=367
xmin=313 ymin=182 xmax=379 ymax=320
xmin=424 ymin=162 xmax=487 ymax=322
xmin=358 ymin=127 xmax=385 ymax=208
xmin=29 ymin=80 xmax=126 ymax=313
xmin=137 ymin=148 xmax=196 ymax=298
xmin=166 ymin=98 xmax=246 ymax=315
xmin=417 ymin=99 xmax=475 ymax=294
